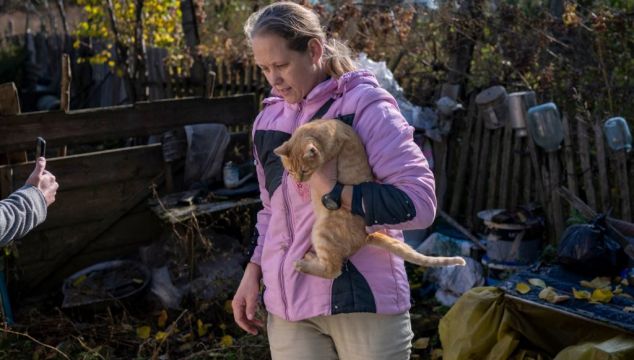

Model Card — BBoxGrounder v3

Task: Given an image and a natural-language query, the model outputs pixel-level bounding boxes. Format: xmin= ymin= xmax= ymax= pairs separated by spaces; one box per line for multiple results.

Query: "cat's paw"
xmin=303 ymin=251 xmax=317 ymax=261
xmin=294 ymin=259 xmax=308 ymax=273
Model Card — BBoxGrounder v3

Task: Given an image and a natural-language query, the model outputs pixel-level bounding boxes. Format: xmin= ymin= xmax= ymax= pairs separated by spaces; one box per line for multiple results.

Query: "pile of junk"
xmin=434 ymin=211 xmax=634 ymax=360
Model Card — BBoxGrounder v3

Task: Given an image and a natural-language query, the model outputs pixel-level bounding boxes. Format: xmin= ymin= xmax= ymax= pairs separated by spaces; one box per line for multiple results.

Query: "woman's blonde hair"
xmin=244 ymin=1 xmax=356 ymax=78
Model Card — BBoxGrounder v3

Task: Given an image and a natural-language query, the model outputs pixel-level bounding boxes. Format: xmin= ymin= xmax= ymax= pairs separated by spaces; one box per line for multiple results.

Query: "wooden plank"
xmin=562 ymin=114 xmax=578 ymax=198
xmin=21 ymin=206 xmax=163 ymax=290
xmin=548 ymin=152 xmax=564 ymax=241
xmin=151 ymin=197 xmax=261 ymax=224
xmin=60 ymin=54 xmax=71 ymax=112
xmin=433 ymin=138 xmax=449 ymax=211
xmin=509 ymin=136 xmax=522 ymax=209
xmin=30 ymin=169 xmax=165 ymax=289
xmin=39 ymin=177 xmax=158 ymax=230
xmin=2 ymin=144 xmax=163 ymax=192
xmin=616 ymin=151 xmax=631 ymax=221
xmin=0 ymin=166 xmax=13 ymax=198
xmin=528 ymin=132 xmax=550 ymax=223
xmin=486 ymin=128 xmax=503 ymax=209
xmin=474 ymin=128 xmax=491 ymax=215
xmin=522 ymin=138 xmax=532 ymax=205
xmin=466 ymin=114 xmax=484 ymax=226
xmin=593 ymin=121 xmax=610 ymax=213
xmin=0 ymin=94 xmax=257 ymax=152
xmin=576 ymin=115 xmax=597 ymax=209
xmin=0 ymin=82 xmax=21 ymax=115
xmin=498 ymin=120 xmax=514 ymax=208
xmin=449 ymin=97 xmax=476 ymax=216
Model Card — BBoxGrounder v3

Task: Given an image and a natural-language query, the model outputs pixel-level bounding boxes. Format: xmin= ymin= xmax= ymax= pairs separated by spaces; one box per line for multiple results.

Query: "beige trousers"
xmin=267 ymin=312 xmax=413 ymax=360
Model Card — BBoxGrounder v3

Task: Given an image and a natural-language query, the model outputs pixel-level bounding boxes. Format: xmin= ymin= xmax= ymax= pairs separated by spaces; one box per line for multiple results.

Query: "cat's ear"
xmin=274 ymin=142 xmax=290 ymax=157
xmin=303 ymin=143 xmax=319 ymax=160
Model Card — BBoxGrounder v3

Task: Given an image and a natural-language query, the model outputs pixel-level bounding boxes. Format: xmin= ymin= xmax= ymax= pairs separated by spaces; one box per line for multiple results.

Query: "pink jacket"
xmin=251 ymin=70 xmax=436 ymax=321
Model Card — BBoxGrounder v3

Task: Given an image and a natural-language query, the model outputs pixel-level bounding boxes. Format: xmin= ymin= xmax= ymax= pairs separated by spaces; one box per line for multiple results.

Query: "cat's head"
xmin=274 ymin=137 xmax=324 ymax=183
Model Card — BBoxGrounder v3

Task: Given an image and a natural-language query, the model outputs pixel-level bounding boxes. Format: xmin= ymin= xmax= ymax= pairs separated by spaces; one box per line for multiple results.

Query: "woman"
xmin=231 ymin=2 xmax=436 ymax=359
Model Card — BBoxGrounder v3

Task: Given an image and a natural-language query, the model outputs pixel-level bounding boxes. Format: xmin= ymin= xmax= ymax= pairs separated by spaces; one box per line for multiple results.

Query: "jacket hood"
xmin=262 ymin=69 xmax=380 ymax=108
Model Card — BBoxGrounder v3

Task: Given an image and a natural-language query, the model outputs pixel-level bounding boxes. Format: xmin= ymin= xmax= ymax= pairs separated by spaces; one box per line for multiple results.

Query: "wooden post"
xmin=562 ymin=114 xmax=578 ymax=197
xmin=0 ymin=83 xmax=26 ymax=164
xmin=593 ymin=120 xmax=610 ymax=213
xmin=498 ymin=119 xmax=514 ymax=208
xmin=205 ymin=69 xmax=216 ymax=99
xmin=474 ymin=128 xmax=491 ymax=215
xmin=466 ymin=114 xmax=484 ymax=227
xmin=616 ymin=150 xmax=631 ymax=221
xmin=548 ymin=151 xmax=564 ymax=241
xmin=509 ymin=135 xmax=523 ymax=209
xmin=449 ymin=96 xmax=476 ymax=216
xmin=486 ymin=128 xmax=503 ymax=209
xmin=0 ymin=83 xmax=21 ymax=116
xmin=576 ymin=115 xmax=597 ymax=209
xmin=58 ymin=54 xmax=71 ymax=157
xmin=60 ymin=54 xmax=71 ymax=112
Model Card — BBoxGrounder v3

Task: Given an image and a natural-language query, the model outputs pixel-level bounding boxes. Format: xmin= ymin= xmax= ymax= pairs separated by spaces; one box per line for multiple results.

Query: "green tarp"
xmin=440 ymin=287 xmax=634 ymax=360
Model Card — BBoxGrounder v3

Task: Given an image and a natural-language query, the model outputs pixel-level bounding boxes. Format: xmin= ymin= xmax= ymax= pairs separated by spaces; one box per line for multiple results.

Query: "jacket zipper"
xmin=279 ymin=101 xmax=303 ymax=319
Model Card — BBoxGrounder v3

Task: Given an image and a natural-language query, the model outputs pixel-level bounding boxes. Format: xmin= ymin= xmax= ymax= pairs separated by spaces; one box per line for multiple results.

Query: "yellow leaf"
xmin=136 ymin=326 xmax=151 ymax=339
xmin=413 ymin=337 xmax=430 ymax=349
xmin=515 ymin=282 xmax=531 ymax=294
xmin=224 ymin=300 xmax=233 ymax=314
xmin=572 ymin=288 xmax=591 ymax=300
xmin=197 ymin=319 xmax=209 ymax=337
xmin=538 ymin=287 xmax=570 ymax=304
xmin=590 ymin=288 xmax=613 ymax=303
xmin=528 ymin=278 xmax=546 ymax=288
xmin=220 ymin=335 xmax=233 ymax=348
xmin=157 ymin=310 xmax=168 ymax=328
xmin=155 ymin=331 xmax=168 ymax=341
xmin=580 ymin=277 xmax=611 ymax=289
xmin=72 ymin=275 xmax=87 ymax=287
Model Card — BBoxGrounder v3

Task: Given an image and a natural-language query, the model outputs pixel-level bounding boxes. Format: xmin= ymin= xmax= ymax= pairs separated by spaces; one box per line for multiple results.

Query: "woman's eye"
xmin=276 ymin=64 xmax=288 ymax=69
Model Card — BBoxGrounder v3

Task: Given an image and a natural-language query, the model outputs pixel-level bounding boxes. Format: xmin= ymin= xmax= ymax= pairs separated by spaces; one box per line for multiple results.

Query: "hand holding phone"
xmin=36 ymin=137 xmax=46 ymax=158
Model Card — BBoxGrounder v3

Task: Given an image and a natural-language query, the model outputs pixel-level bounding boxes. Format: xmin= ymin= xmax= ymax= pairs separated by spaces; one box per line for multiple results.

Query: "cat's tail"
xmin=367 ymin=232 xmax=466 ymax=267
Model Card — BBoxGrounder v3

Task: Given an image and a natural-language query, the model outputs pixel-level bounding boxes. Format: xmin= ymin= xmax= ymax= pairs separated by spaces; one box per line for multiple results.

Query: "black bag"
xmin=557 ymin=216 xmax=628 ymax=276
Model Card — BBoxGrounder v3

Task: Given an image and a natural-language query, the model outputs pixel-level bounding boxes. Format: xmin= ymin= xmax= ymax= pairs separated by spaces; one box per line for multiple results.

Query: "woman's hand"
xmin=231 ymin=262 xmax=264 ymax=335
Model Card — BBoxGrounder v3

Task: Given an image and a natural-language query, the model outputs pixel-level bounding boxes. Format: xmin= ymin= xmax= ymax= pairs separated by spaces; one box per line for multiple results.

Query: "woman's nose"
xmin=270 ymin=69 xmax=283 ymax=85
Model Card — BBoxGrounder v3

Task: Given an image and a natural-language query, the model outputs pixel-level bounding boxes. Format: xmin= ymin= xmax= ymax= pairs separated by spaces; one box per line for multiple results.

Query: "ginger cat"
xmin=274 ymin=119 xmax=466 ymax=279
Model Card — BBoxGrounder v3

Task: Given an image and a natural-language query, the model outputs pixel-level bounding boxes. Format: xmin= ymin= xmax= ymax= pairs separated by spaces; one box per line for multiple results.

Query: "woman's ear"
xmin=307 ymin=38 xmax=323 ymax=64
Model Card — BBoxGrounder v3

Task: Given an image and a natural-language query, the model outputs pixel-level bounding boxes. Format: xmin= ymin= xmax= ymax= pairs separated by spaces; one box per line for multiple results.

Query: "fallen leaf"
xmin=136 ymin=326 xmax=151 ymax=339
xmin=572 ymin=288 xmax=591 ymax=300
xmin=413 ymin=337 xmax=429 ymax=349
xmin=618 ymin=293 xmax=633 ymax=299
xmin=539 ymin=287 xmax=569 ymax=303
xmin=528 ymin=278 xmax=547 ymax=288
xmin=516 ymin=282 xmax=531 ymax=294
xmin=132 ymin=278 xmax=143 ymax=284
xmin=155 ymin=331 xmax=168 ymax=341
xmin=157 ymin=310 xmax=168 ymax=328
xmin=621 ymin=278 xmax=629 ymax=287
xmin=197 ymin=319 xmax=210 ymax=337
xmin=624 ymin=307 xmax=634 ymax=313
xmin=590 ymin=288 xmax=613 ymax=303
xmin=613 ymin=285 xmax=623 ymax=295
xmin=220 ymin=335 xmax=233 ymax=348
xmin=580 ymin=277 xmax=611 ymax=289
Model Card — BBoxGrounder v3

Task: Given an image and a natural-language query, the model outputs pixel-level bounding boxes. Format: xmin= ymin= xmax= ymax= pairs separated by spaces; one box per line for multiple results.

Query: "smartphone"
xmin=36 ymin=137 xmax=46 ymax=158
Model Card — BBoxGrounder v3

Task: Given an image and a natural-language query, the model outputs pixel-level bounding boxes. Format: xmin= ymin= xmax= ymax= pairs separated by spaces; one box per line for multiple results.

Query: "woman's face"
xmin=252 ymin=33 xmax=324 ymax=104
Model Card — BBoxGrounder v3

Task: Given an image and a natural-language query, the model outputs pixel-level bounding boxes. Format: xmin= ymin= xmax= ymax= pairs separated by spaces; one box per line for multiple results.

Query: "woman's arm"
xmin=352 ymin=96 xmax=437 ymax=232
